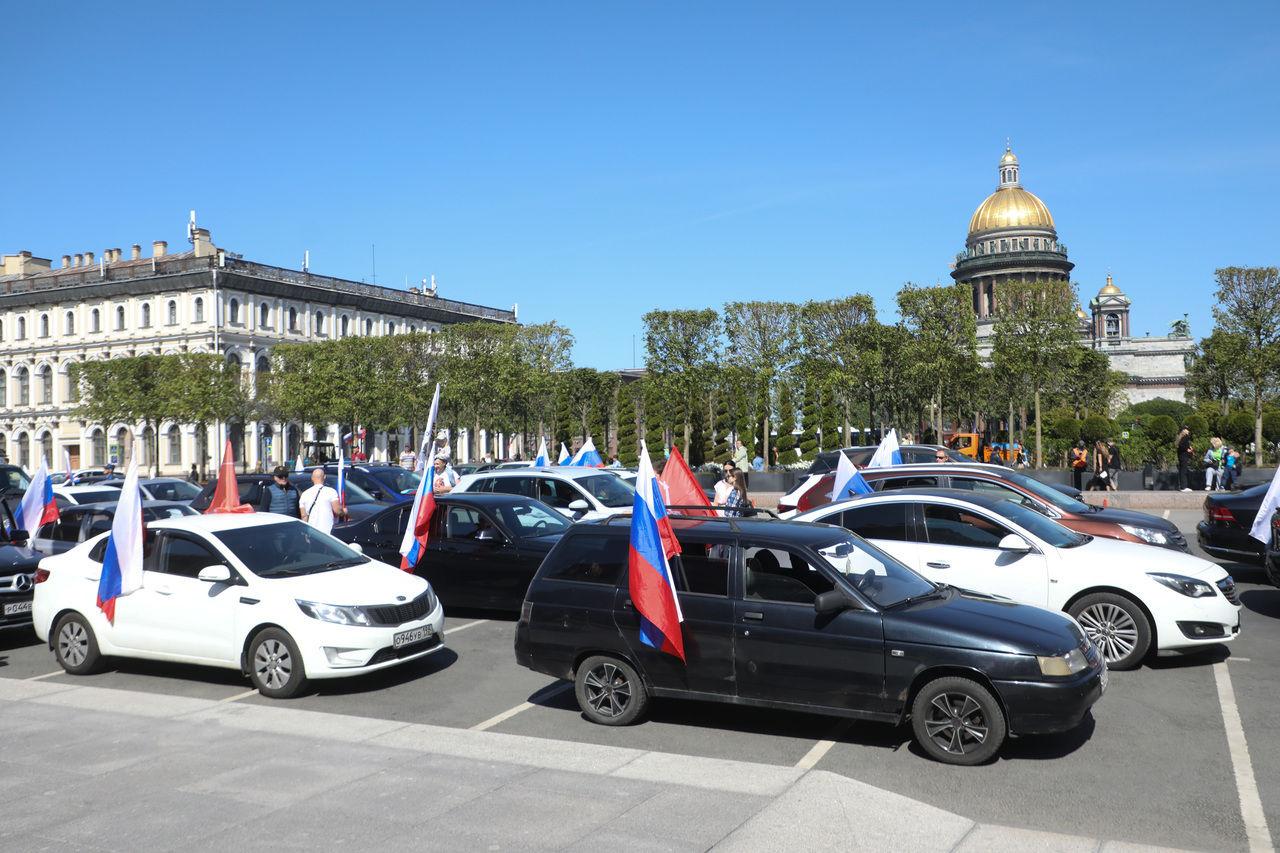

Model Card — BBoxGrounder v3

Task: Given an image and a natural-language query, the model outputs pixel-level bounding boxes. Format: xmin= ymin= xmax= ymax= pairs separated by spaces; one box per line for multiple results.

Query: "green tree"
xmin=642 ymin=309 xmax=722 ymax=458
xmin=1221 ymin=411 xmax=1255 ymax=449
xmin=798 ymin=295 xmax=877 ymax=446
xmin=723 ymin=301 xmax=799 ymax=468
xmin=1080 ymin=414 xmax=1112 ymax=444
xmin=1211 ymin=266 xmax=1280 ymax=464
xmin=1188 ymin=330 xmax=1246 ymax=416
xmin=774 ymin=381 xmax=798 ymax=464
xmin=896 ymin=283 xmax=979 ymax=440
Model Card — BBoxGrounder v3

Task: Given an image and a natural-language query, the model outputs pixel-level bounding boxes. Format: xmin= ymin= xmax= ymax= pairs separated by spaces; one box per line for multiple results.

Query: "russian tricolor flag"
xmin=18 ymin=456 xmax=59 ymax=537
xmin=335 ymin=455 xmax=347 ymax=509
xmin=570 ymin=437 xmax=605 ymax=468
xmin=628 ymin=442 xmax=685 ymax=661
xmin=96 ymin=457 xmax=144 ymax=624
xmin=399 ymin=384 xmax=441 ymax=571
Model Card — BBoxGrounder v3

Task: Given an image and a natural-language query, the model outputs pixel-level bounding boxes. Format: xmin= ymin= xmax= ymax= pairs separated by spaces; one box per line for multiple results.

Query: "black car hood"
xmin=883 ymin=588 xmax=1077 ymax=657
xmin=0 ymin=545 xmax=43 ymax=573
xmin=1086 ymin=506 xmax=1179 ymax=532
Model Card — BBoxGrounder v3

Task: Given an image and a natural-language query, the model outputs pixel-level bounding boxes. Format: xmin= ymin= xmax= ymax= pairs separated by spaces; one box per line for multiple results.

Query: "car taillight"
xmin=1209 ymin=505 xmax=1236 ymax=524
xmin=33 ymin=568 xmax=49 ymax=584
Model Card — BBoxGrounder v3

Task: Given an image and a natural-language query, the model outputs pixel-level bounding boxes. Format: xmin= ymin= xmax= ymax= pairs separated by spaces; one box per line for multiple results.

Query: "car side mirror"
xmin=815 ymin=589 xmax=849 ymax=615
xmin=197 ymin=565 xmax=233 ymax=583
xmin=568 ymin=499 xmax=589 ymax=514
xmin=349 ymin=542 xmax=364 ymax=555
xmin=997 ymin=534 xmax=1032 ymax=553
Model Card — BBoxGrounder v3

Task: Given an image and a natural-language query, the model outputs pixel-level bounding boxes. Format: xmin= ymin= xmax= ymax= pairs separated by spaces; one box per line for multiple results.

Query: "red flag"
xmin=658 ymin=445 xmax=716 ymax=518
xmin=206 ymin=439 xmax=253 ymax=514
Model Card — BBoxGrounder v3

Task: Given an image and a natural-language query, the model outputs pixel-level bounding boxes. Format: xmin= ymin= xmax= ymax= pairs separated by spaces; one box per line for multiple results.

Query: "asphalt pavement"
xmin=0 ymin=510 xmax=1275 ymax=851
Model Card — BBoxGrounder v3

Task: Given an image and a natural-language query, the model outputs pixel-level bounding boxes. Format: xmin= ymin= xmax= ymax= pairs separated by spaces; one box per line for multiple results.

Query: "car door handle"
xmin=926 ymin=562 xmax=950 ymax=569
xmin=741 ymin=611 xmax=764 ymax=622
xmin=155 ymin=586 xmax=174 ymax=595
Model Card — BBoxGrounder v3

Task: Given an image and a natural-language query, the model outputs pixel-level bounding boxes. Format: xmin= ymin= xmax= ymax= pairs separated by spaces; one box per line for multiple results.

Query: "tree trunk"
xmin=763 ymin=415 xmax=770 ymax=471
xmin=683 ymin=418 xmax=691 ymax=459
xmin=151 ymin=418 xmax=160 ymax=478
xmin=1255 ymin=393 xmax=1264 ymax=466
xmin=1034 ymin=387 xmax=1043 ymax=469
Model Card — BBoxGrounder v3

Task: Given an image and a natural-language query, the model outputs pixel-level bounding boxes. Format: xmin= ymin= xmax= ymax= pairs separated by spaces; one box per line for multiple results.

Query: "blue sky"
xmin=4 ymin=2 xmax=1277 ymax=368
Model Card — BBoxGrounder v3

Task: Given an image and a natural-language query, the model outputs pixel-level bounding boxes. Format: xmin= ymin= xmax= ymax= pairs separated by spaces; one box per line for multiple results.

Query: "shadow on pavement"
xmin=0 ymin=627 xmax=38 ymax=653
xmin=1146 ymin=644 xmax=1232 ymax=669
xmin=993 ymin=712 xmax=1096 ymax=762
xmin=1241 ymin=587 xmax=1280 ymax=619
xmin=307 ymin=647 xmax=460 ymax=696
xmin=443 ymin=607 xmax=518 ymax=623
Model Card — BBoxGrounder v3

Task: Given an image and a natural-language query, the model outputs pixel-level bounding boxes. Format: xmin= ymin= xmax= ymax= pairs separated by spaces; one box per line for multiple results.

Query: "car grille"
xmin=366 ymin=590 xmax=436 ymax=626
xmin=367 ymin=634 xmax=442 ymax=665
xmin=1217 ymin=577 xmax=1240 ymax=606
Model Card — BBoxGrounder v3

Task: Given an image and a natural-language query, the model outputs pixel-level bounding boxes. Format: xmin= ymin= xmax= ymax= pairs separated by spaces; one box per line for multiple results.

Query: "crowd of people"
xmin=1176 ymin=428 xmax=1241 ymax=493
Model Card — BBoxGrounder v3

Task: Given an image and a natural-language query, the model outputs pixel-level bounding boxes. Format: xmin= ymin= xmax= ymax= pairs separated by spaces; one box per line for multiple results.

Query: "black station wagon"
xmin=515 ymin=515 xmax=1106 ymax=765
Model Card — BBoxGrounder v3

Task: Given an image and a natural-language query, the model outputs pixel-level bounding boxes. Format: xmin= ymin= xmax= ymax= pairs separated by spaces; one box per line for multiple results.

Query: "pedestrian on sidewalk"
xmin=300 ymin=467 xmax=344 ymax=534
xmin=1203 ymin=437 xmax=1226 ymax=491
xmin=398 ymin=446 xmax=417 ymax=469
xmin=1222 ymin=446 xmax=1240 ymax=490
xmin=1105 ymin=439 xmax=1122 ymax=491
xmin=259 ymin=465 xmax=301 ymax=518
xmin=188 ymin=463 xmax=200 ymax=484
xmin=1088 ymin=440 xmax=1110 ymax=491
xmin=1176 ymin=427 xmax=1194 ymax=492
xmin=732 ymin=438 xmax=750 ymax=487
xmin=1069 ymin=440 xmax=1088 ymax=492
xmin=723 ymin=470 xmax=751 ymax=517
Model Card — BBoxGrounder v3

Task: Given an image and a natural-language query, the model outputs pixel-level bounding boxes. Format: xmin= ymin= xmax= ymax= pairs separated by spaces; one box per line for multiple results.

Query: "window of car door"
xmin=537 ymin=478 xmax=580 ymax=509
xmin=153 ymin=532 xmax=227 ymax=579
xmin=443 ymin=505 xmax=502 ymax=544
xmin=742 ymin=543 xmax=835 ymax=605
xmin=85 ymin=511 xmax=115 ymax=539
xmin=489 ymin=476 xmax=535 ymax=499
xmin=922 ymin=504 xmax=1011 ymax=549
xmin=874 ymin=476 xmax=938 ymax=492
xmin=947 ymin=476 xmax=1043 ymax=512
xmin=373 ymin=505 xmax=410 ymax=537
xmin=671 ymin=535 xmax=732 ymax=598
xmin=832 ymin=503 xmax=913 ymax=542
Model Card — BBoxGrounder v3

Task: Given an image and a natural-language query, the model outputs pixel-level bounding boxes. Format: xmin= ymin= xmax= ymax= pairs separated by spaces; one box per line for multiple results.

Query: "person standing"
xmin=1068 ymin=440 xmax=1088 ymax=492
xmin=1203 ymin=437 xmax=1226 ymax=491
xmin=723 ymin=471 xmax=751 ymax=517
xmin=1089 ymin=440 xmax=1110 ymax=491
xmin=398 ymin=446 xmax=417 ymax=469
xmin=732 ymin=438 xmax=750 ymax=487
xmin=1222 ymin=446 xmax=1240 ymax=491
xmin=259 ymin=466 xmax=301 ymax=518
xmin=1105 ymin=439 xmax=1122 ymax=491
xmin=431 ymin=456 xmax=459 ymax=495
xmin=1176 ymin=427 xmax=1194 ymax=492
xmin=713 ymin=461 xmax=737 ymax=506
xmin=300 ymin=467 xmax=344 ymax=534
xmin=188 ymin=463 xmax=200 ymax=484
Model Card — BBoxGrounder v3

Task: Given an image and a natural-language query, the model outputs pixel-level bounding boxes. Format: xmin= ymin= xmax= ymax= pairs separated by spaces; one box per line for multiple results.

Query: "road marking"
xmin=25 ymin=670 xmax=65 ymax=681
xmin=1230 ymin=657 xmax=1252 ymax=663
xmin=218 ymin=689 xmax=261 ymax=704
xmin=1162 ymin=509 xmax=1171 ymax=519
xmin=1213 ymin=662 xmax=1271 ymax=851
xmin=446 ymin=619 xmax=489 ymax=635
xmin=470 ymin=682 xmax=572 ymax=732
xmin=794 ymin=721 xmax=853 ymax=770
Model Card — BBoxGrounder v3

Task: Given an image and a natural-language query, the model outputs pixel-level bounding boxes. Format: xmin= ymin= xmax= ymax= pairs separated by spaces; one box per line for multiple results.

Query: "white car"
xmin=795 ymin=489 xmax=1241 ymax=669
xmin=32 ymin=513 xmax=445 ymax=697
xmin=53 ymin=484 xmax=130 ymax=506
xmin=453 ymin=467 xmax=634 ymax=521
xmin=96 ymin=477 xmax=204 ymax=504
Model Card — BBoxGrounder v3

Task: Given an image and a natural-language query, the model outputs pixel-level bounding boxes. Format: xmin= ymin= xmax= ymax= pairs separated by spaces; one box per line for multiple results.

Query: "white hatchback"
xmin=796 ymin=490 xmax=1242 ymax=669
xmin=32 ymin=513 xmax=445 ymax=697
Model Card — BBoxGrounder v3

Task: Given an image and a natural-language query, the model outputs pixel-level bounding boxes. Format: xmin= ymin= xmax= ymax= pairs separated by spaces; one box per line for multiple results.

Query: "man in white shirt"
xmin=398 ymin=448 xmax=417 ymax=469
xmin=300 ymin=467 xmax=344 ymax=535
xmin=432 ymin=456 xmax=459 ymax=494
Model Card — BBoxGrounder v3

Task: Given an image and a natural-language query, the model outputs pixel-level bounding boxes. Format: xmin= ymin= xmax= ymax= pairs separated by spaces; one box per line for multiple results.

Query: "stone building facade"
xmin=0 ymin=222 xmax=516 ymax=475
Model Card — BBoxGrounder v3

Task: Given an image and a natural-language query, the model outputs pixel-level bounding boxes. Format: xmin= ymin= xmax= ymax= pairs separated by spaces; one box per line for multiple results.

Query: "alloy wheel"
xmin=254 ymin=639 xmax=293 ymax=690
xmin=58 ymin=622 xmax=88 ymax=668
xmin=582 ymin=662 xmax=632 ymax=718
xmin=923 ymin=693 xmax=988 ymax=755
xmin=1077 ymin=603 xmax=1138 ymax=663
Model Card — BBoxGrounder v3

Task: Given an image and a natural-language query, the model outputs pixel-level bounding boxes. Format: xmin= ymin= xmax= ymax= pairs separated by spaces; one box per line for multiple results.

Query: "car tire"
xmin=911 ymin=676 xmax=1006 ymax=766
xmin=247 ymin=628 xmax=309 ymax=699
xmin=1068 ymin=592 xmax=1151 ymax=670
xmin=53 ymin=612 xmax=105 ymax=675
xmin=574 ymin=655 xmax=648 ymax=726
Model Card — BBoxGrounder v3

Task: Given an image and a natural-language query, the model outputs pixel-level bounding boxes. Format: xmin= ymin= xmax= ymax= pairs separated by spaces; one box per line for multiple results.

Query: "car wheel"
xmin=911 ymin=676 xmax=1006 ymax=766
xmin=1068 ymin=593 xmax=1151 ymax=670
xmin=53 ymin=612 xmax=104 ymax=675
xmin=248 ymin=628 xmax=309 ymax=699
xmin=574 ymin=655 xmax=648 ymax=726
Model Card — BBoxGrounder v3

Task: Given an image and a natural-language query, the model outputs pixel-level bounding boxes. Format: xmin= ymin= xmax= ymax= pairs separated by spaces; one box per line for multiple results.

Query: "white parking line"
xmin=218 ymin=688 xmax=261 ymax=704
xmin=25 ymin=670 xmax=65 ymax=682
xmin=446 ymin=619 xmax=489 ymax=635
xmin=1162 ymin=509 xmax=1171 ymax=519
xmin=794 ymin=721 xmax=853 ymax=770
xmin=1214 ymin=662 xmax=1271 ymax=851
xmin=470 ymin=682 xmax=572 ymax=731
xmin=1230 ymin=657 xmax=1252 ymax=663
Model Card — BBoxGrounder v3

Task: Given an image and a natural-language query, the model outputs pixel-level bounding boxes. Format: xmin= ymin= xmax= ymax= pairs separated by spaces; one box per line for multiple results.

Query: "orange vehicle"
xmin=943 ymin=432 xmax=1023 ymax=464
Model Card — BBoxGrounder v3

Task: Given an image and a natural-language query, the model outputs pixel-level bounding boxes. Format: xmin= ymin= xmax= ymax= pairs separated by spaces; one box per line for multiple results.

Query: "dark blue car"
xmin=325 ymin=464 xmax=421 ymax=504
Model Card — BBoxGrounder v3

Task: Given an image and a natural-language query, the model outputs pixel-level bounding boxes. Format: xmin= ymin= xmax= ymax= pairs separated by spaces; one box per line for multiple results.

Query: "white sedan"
xmin=796 ymin=489 xmax=1241 ymax=669
xmin=32 ymin=513 xmax=445 ymax=697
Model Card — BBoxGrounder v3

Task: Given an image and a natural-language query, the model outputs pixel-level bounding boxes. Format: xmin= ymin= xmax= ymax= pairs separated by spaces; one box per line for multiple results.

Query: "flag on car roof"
xmin=866 ymin=429 xmax=902 ymax=468
xmin=571 ymin=437 xmax=604 ymax=467
xmin=831 ymin=450 xmax=873 ymax=500
xmin=96 ymin=457 xmax=144 ymax=624
xmin=62 ymin=448 xmax=77 ymax=486
xmin=399 ymin=384 xmax=441 ymax=571
xmin=533 ymin=437 xmax=549 ymax=467
xmin=18 ymin=456 xmax=59 ymax=538
xmin=658 ymin=444 xmax=715 ymax=518
xmin=335 ymin=455 xmax=347 ymax=509
xmin=557 ymin=442 xmax=570 ymax=465
xmin=1248 ymin=466 xmax=1280 ymax=544
xmin=206 ymin=439 xmax=253 ymax=514
xmin=628 ymin=443 xmax=685 ymax=661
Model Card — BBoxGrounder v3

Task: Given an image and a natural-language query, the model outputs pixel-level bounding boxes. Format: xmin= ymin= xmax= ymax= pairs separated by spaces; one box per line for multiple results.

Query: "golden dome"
xmin=968 ymin=187 xmax=1055 ymax=235
xmin=1098 ymin=273 xmax=1122 ymax=296
xmin=1075 ymin=305 xmax=1088 ymax=320
xmin=1000 ymin=148 xmax=1018 ymax=166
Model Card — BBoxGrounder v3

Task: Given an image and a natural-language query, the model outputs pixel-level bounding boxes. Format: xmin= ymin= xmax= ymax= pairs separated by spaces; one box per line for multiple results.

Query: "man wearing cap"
xmin=259 ymin=466 xmax=301 ymax=518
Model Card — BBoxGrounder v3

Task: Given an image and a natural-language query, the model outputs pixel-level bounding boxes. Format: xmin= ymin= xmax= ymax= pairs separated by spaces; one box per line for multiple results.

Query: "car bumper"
xmin=0 ymin=591 xmax=34 ymax=630
xmin=995 ymin=664 xmax=1106 ymax=735
xmin=1149 ymin=589 xmax=1241 ymax=651
xmin=294 ymin=599 xmax=447 ymax=679
xmin=1196 ymin=522 xmax=1264 ymax=560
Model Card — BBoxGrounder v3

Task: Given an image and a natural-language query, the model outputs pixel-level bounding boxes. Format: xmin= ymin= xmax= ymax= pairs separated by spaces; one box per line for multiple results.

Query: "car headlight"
xmin=1147 ymin=572 xmax=1215 ymax=598
xmin=296 ymin=599 xmax=371 ymax=626
xmin=1120 ymin=524 xmax=1169 ymax=545
xmin=1037 ymin=648 xmax=1089 ymax=676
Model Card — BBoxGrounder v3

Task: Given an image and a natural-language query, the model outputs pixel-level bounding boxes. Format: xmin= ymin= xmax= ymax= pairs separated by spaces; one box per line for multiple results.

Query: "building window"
xmin=340 ymin=316 xmax=349 ymax=337
xmin=39 ymin=314 xmax=49 ymax=338
xmin=1105 ymin=314 xmax=1120 ymax=337
xmin=17 ymin=317 xmax=26 ymax=340
xmin=64 ymin=364 xmax=79 ymax=404
xmin=289 ymin=307 xmax=298 ymax=331
xmin=115 ymin=306 xmax=125 ymax=330
xmin=91 ymin=430 xmax=106 ymax=467
xmin=387 ymin=322 xmax=395 ymax=335
xmin=65 ymin=311 xmax=75 ymax=335
xmin=167 ymin=300 xmax=177 ymax=325
xmin=91 ymin=308 xmax=101 ymax=333
xmin=138 ymin=426 xmax=154 ymax=467
xmin=409 ymin=325 xmax=416 ymax=334
xmin=314 ymin=311 xmax=325 ymax=335
xmin=0 ymin=319 xmax=4 ymax=340
xmin=259 ymin=302 xmax=270 ymax=328
xmin=229 ymin=298 xmax=240 ymax=325
xmin=0 ymin=369 xmax=6 ymax=406
xmin=141 ymin=303 xmax=152 ymax=328
xmin=194 ymin=297 xmax=205 ymax=322
xmin=40 ymin=433 xmax=52 ymax=466
xmin=167 ymin=425 xmax=182 ymax=465
xmin=364 ymin=318 xmax=373 ymax=336
xmin=16 ymin=432 xmax=29 ymax=470
xmin=16 ymin=367 xmax=29 ymax=406
xmin=37 ymin=365 xmax=52 ymax=405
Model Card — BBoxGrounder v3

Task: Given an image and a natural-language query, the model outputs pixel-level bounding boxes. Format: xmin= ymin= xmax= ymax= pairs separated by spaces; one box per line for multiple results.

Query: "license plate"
xmin=4 ymin=601 xmax=32 ymax=616
xmin=392 ymin=626 xmax=431 ymax=648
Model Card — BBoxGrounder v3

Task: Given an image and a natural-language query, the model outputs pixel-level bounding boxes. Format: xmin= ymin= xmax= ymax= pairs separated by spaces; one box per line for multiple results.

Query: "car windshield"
xmin=142 ymin=506 xmax=198 ymax=521
xmin=986 ymin=500 xmax=1089 ymax=548
xmin=69 ymin=489 xmax=122 ymax=504
xmin=214 ymin=521 xmax=367 ymax=578
xmin=492 ymin=500 xmax=571 ymax=537
xmin=575 ymin=474 xmax=636 ymax=508
xmin=815 ymin=533 xmax=935 ymax=608
xmin=371 ymin=467 xmax=422 ymax=495
xmin=3 ymin=468 xmax=31 ymax=494
xmin=149 ymin=480 xmax=202 ymax=501
xmin=1004 ymin=471 xmax=1091 ymax=513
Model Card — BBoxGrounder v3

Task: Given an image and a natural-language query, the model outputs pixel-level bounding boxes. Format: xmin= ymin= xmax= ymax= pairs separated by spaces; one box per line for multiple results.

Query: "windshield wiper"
xmin=888 ymin=584 xmax=951 ymax=609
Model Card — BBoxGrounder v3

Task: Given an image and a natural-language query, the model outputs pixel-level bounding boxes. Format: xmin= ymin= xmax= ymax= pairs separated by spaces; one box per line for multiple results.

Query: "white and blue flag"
xmin=831 ymin=450 xmax=873 ymax=500
xmin=533 ymin=437 xmax=549 ymax=467
xmin=866 ymin=429 xmax=902 ymax=469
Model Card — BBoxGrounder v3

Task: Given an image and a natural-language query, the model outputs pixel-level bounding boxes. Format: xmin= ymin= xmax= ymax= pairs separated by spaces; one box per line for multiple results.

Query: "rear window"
xmin=541 ymin=534 xmax=627 ymax=585
xmin=69 ymin=489 xmax=120 ymax=504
